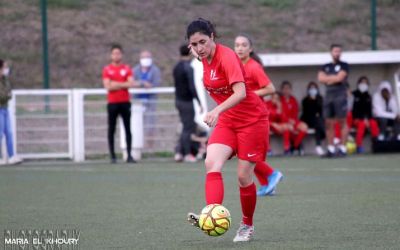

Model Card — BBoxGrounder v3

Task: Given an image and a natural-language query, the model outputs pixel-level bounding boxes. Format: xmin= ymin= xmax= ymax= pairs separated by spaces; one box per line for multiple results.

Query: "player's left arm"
xmin=204 ymin=82 xmax=246 ymax=127
xmin=255 ymin=83 xmax=275 ymax=96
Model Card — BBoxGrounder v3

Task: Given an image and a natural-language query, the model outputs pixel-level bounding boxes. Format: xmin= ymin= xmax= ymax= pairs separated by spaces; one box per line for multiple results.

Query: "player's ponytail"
xmin=186 ymin=18 xmax=218 ymax=40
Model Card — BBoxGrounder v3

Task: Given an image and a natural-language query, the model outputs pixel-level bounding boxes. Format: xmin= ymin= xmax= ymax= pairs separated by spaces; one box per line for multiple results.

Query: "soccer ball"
xmin=199 ymin=204 xmax=231 ymax=236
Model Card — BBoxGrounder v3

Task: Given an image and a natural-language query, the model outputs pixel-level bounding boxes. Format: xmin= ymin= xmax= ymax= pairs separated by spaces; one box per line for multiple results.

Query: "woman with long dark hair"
xmin=234 ymin=34 xmax=283 ymax=196
xmin=186 ymin=18 xmax=268 ymax=242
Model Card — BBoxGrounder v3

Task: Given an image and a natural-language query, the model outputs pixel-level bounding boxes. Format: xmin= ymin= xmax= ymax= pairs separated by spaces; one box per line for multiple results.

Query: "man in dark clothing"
xmin=173 ymin=44 xmax=203 ymax=163
xmin=318 ymin=44 xmax=349 ymax=157
xmin=350 ymin=76 xmax=379 ymax=153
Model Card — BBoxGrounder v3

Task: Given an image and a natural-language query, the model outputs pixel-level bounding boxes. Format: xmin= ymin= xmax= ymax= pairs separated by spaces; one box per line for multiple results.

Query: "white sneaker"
xmin=315 ymin=146 xmax=325 ymax=156
xmin=233 ymin=222 xmax=254 ymax=242
xmin=174 ymin=153 xmax=183 ymax=162
xmin=183 ymin=154 xmax=197 ymax=163
xmin=397 ymin=135 xmax=400 ymax=141
xmin=378 ymin=134 xmax=385 ymax=141
xmin=8 ymin=156 xmax=23 ymax=165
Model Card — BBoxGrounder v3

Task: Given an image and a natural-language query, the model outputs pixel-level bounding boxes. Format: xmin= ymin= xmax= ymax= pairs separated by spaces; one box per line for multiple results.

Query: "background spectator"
xmin=102 ymin=44 xmax=136 ymax=163
xmin=300 ymin=81 xmax=326 ymax=156
xmin=317 ymin=44 xmax=349 ymax=157
xmin=280 ymin=81 xmax=308 ymax=155
xmin=265 ymin=93 xmax=291 ymax=154
xmin=133 ymin=50 xmax=162 ymax=139
xmin=0 ymin=59 xmax=22 ymax=165
xmin=373 ymin=81 xmax=400 ymax=141
xmin=350 ymin=76 xmax=379 ymax=153
xmin=173 ymin=44 xmax=203 ymax=163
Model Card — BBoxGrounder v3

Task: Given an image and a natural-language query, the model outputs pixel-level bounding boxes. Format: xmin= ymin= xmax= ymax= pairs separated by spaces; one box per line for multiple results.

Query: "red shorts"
xmin=208 ymin=119 xmax=269 ymax=162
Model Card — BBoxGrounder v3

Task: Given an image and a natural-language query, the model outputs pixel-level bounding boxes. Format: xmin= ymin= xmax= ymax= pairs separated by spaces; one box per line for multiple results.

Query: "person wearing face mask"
xmin=133 ymin=50 xmax=162 ymax=141
xmin=372 ymin=81 xmax=400 ymax=141
xmin=0 ymin=59 xmax=23 ymax=165
xmin=300 ymin=81 xmax=326 ymax=156
xmin=350 ymin=76 xmax=380 ymax=153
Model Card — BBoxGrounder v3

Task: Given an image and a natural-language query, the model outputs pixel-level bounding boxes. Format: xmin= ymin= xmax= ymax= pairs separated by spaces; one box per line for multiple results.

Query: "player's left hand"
xmin=204 ymin=108 xmax=220 ymax=127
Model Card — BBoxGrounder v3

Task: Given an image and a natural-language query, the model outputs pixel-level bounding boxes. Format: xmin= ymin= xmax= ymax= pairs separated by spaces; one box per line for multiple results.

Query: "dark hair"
xmin=111 ymin=44 xmax=123 ymax=52
xmin=330 ymin=44 xmax=342 ymax=50
xmin=281 ymin=80 xmax=292 ymax=89
xmin=357 ymin=76 xmax=370 ymax=85
xmin=179 ymin=44 xmax=190 ymax=56
xmin=0 ymin=59 xmax=3 ymax=68
xmin=236 ymin=34 xmax=263 ymax=65
xmin=307 ymin=81 xmax=319 ymax=90
xmin=186 ymin=18 xmax=218 ymax=40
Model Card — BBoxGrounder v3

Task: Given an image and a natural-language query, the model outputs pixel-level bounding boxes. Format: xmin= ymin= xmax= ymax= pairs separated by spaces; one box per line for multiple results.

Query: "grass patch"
xmin=191 ymin=0 xmax=211 ymax=5
xmin=47 ymin=0 xmax=86 ymax=9
xmin=255 ymin=0 xmax=296 ymax=9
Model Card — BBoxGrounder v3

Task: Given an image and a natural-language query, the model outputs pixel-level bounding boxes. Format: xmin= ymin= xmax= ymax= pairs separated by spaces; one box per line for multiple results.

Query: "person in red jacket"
xmin=234 ymin=34 xmax=283 ymax=196
xmin=280 ymin=81 xmax=308 ymax=155
xmin=266 ymin=93 xmax=292 ymax=153
xmin=185 ymin=18 xmax=268 ymax=242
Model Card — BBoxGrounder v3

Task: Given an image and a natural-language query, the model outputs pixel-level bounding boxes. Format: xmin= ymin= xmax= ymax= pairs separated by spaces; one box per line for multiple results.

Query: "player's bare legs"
xmin=187 ymin=144 xmax=232 ymax=228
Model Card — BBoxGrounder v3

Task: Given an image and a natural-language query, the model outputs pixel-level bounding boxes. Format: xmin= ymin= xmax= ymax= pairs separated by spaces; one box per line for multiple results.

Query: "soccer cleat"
xmin=126 ymin=156 xmax=137 ymax=163
xmin=356 ymin=146 xmax=364 ymax=154
xmin=257 ymin=170 xmax=283 ymax=196
xmin=268 ymin=189 xmax=276 ymax=196
xmin=377 ymin=134 xmax=385 ymax=141
xmin=110 ymin=157 xmax=117 ymax=164
xmin=187 ymin=212 xmax=200 ymax=228
xmin=233 ymin=222 xmax=254 ymax=242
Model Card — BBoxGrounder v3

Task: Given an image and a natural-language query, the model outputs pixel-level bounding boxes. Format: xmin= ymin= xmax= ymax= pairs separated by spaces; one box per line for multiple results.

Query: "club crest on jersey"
xmin=334 ymin=65 xmax=341 ymax=72
xmin=120 ymin=69 xmax=127 ymax=76
xmin=210 ymin=70 xmax=219 ymax=80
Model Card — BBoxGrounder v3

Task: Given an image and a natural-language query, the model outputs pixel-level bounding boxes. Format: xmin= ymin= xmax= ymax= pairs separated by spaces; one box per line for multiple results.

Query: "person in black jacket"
xmin=300 ymin=81 xmax=326 ymax=156
xmin=173 ymin=44 xmax=203 ymax=163
xmin=350 ymin=76 xmax=379 ymax=153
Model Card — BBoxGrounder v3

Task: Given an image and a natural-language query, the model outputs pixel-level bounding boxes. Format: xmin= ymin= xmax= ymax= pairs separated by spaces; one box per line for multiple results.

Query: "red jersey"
xmin=280 ymin=95 xmax=299 ymax=122
xmin=265 ymin=100 xmax=287 ymax=123
xmin=243 ymin=58 xmax=272 ymax=92
xmin=202 ymin=44 xmax=267 ymax=127
xmin=102 ymin=64 xmax=133 ymax=103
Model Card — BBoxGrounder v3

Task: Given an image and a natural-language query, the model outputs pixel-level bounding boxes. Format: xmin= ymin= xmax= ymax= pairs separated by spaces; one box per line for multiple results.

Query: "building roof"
xmin=260 ymin=50 xmax=400 ymax=67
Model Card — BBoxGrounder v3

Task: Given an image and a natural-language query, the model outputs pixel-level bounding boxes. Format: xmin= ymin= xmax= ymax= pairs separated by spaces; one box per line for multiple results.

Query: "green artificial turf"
xmin=1 ymin=154 xmax=400 ymax=249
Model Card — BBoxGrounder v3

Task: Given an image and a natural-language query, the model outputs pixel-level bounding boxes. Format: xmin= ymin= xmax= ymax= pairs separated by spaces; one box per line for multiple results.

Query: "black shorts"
xmin=323 ymin=93 xmax=347 ymax=119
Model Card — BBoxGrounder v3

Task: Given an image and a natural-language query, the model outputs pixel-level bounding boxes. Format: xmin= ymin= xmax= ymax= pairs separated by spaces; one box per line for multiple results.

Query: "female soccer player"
xmin=186 ymin=18 xmax=268 ymax=242
xmin=234 ymin=34 xmax=283 ymax=196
